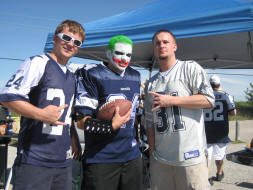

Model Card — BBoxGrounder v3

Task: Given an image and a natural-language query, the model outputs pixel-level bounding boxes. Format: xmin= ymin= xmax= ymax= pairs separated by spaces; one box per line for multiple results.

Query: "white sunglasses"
xmin=57 ymin=33 xmax=82 ymax=47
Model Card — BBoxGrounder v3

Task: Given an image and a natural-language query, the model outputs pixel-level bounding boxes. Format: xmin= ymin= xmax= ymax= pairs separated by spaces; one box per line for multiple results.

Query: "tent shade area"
xmin=44 ymin=0 xmax=253 ymax=70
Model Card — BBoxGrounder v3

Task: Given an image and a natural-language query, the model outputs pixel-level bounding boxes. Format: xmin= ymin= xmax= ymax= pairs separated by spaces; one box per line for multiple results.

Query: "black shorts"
xmin=82 ymin=157 xmax=142 ymax=190
xmin=12 ymin=161 xmax=72 ymax=190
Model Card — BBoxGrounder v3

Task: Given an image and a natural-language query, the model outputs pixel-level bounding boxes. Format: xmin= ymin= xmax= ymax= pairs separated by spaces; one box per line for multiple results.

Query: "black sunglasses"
xmin=57 ymin=33 xmax=82 ymax=47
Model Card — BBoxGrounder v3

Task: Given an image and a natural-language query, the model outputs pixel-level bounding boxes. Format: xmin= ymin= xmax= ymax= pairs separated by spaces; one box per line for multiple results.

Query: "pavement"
xmin=1 ymin=120 xmax=253 ymax=190
xmin=209 ymin=120 xmax=253 ymax=190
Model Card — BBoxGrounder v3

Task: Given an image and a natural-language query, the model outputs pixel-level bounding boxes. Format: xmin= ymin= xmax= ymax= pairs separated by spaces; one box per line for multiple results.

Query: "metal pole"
xmin=235 ymin=120 xmax=240 ymax=141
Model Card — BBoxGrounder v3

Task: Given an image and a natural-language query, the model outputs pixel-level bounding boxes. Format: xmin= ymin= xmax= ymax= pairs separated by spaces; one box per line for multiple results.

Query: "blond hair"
xmin=55 ymin=20 xmax=85 ymax=42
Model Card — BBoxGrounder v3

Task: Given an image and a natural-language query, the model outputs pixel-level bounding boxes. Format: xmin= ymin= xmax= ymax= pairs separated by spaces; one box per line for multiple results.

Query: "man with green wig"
xmin=74 ymin=35 xmax=142 ymax=190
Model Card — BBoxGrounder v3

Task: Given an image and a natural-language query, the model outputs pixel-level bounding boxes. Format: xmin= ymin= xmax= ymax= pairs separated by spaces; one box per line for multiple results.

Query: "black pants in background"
xmin=81 ymin=157 xmax=143 ymax=190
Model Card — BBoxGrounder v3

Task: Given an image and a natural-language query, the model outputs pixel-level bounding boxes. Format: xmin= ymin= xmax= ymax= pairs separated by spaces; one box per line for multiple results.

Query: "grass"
xmin=229 ymin=115 xmax=253 ymax=121
xmin=9 ymin=139 xmax=18 ymax=147
xmin=231 ymin=140 xmax=246 ymax=144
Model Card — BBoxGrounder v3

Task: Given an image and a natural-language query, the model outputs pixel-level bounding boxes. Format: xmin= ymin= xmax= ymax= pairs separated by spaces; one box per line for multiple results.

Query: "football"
xmin=97 ymin=99 xmax=132 ymax=121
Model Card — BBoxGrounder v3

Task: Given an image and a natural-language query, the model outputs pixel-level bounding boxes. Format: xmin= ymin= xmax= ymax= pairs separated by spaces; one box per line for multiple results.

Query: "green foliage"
xmin=234 ymin=101 xmax=253 ymax=120
xmin=244 ymin=82 xmax=253 ymax=104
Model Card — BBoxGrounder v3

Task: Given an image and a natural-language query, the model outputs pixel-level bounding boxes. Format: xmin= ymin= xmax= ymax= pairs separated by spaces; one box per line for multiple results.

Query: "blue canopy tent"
xmin=44 ymin=0 xmax=253 ymax=69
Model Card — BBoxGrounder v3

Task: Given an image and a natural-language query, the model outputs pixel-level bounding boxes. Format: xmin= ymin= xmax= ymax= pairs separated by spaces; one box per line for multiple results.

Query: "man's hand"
xmin=41 ymin=104 xmax=68 ymax=125
xmin=111 ymin=106 xmax=132 ymax=130
xmin=149 ymin=91 xmax=174 ymax=111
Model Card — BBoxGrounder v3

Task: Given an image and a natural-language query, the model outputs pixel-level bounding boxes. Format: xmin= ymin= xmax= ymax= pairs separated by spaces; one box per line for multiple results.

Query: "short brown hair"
xmin=152 ymin=29 xmax=177 ymax=44
xmin=55 ymin=20 xmax=85 ymax=42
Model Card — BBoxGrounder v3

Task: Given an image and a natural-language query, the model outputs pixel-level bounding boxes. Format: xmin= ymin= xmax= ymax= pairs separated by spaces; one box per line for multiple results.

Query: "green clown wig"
xmin=108 ymin=35 xmax=133 ymax=53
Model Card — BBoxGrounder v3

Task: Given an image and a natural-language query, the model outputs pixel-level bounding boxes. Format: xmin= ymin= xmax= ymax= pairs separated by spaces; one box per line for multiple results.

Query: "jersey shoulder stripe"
xmin=0 ymin=54 xmax=49 ymax=102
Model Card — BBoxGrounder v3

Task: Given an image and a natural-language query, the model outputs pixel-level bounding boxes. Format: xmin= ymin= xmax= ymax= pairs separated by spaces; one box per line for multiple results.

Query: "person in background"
xmin=74 ymin=35 xmax=142 ymax=190
xmin=144 ymin=29 xmax=215 ymax=190
xmin=0 ymin=19 xmax=85 ymax=190
xmin=135 ymin=91 xmax=145 ymax=142
xmin=204 ymin=75 xmax=237 ymax=184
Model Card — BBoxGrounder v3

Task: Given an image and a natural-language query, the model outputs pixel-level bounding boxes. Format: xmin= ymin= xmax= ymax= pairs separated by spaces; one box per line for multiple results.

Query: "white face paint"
xmin=109 ymin=42 xmax=132 ymax=72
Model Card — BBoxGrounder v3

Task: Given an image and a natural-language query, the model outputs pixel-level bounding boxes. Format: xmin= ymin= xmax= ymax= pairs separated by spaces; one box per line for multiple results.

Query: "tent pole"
xmin=148 ymin=55 xmax=157 ymax=79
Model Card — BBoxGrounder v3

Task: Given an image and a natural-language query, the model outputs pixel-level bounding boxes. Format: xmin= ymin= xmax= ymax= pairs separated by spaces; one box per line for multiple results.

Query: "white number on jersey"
xmin=204 ymin=101 xmax=224 ymax=121
xmin=155 ymin=92 xmax=186 ymax=133
xmin=5 ymin=74 xmax=24 ymax=90
xmin=42 ymin=88 xmax=74 ymax=135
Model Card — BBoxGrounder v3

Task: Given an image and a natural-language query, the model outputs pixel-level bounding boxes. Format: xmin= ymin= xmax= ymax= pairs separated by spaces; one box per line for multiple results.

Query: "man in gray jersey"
xmin=144 ymin=30 xmax=215 ymax=190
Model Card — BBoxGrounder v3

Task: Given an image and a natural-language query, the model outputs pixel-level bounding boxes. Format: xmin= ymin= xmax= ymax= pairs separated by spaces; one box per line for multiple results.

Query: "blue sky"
xmin=1 ymin=0 xmax=252 ymax=101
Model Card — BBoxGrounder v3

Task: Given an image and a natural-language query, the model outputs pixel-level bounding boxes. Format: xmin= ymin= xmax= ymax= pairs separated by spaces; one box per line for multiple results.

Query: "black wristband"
xmin=84 ymin=118 xmax=114 ymax=135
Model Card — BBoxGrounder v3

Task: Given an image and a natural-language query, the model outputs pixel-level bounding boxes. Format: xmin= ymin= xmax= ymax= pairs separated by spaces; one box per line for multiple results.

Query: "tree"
xmin=244 ymin=82 xmax=253 ymax=104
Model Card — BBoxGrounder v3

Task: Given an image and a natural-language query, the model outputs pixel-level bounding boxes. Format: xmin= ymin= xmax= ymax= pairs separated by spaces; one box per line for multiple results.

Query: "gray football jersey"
xmin=145 ymin=60 xmax=214 ymax=166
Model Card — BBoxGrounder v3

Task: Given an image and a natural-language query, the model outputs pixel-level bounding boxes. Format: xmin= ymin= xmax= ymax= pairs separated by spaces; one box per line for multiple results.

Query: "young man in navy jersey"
xmin=74 ymin=35 xmax=142 ymax=190
xmin=0 ymin=20 xmax=85 ymax=190
xmin=204 ymin=75 xmax=237 ymax=183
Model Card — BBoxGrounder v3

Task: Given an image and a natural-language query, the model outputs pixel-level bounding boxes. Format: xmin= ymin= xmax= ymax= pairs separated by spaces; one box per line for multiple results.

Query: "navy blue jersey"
xmin=75 ymin=63 xmax=141 ymax=163
xmin=0 ymin=54 xmax=75 ymax=167
xmin=204 ymin=90 xmax=236 ymax=143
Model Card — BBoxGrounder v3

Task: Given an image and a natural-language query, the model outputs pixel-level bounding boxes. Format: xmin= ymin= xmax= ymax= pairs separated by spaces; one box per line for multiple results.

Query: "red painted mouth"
xmin=112 ymin=57 xmax=129 ymax=67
